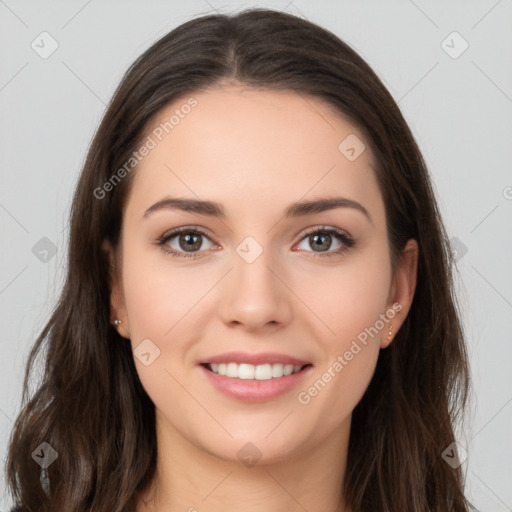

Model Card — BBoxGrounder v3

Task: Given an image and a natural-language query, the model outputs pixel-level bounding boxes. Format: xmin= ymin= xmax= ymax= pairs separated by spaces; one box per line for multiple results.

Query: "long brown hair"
xmin=5 ymin=8 xmax=475 ymax=511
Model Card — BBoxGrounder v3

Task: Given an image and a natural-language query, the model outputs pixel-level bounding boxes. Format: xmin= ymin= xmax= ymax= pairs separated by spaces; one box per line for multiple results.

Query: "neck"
xmin=137 ymin=411 xmax=351 ymax=512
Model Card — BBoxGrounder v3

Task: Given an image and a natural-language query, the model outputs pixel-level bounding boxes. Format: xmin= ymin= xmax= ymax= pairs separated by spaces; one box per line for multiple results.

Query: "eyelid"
xmin=297 ymin=224 xmax=352 ymax=240
xmin=158 ymin=224 xmax=213 ymax=241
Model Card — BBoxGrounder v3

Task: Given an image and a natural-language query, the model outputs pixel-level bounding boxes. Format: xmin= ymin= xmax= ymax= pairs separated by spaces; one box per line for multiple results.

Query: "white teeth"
xmin=207 ymin=362 xmax=304 ymax=380
xmin=283 ymin=364 xmax=294 ymax=376
xmin=255 ymin=364 xmax=272 ymax=380
xmin=226 ymin=362 xmax=238 ymax=378
xmin=238 ymin=363 xmax=254 ymax=379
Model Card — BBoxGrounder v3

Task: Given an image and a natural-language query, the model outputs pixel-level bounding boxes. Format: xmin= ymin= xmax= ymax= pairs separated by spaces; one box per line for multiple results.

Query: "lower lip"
xmin=200 ymin=364 xmax=313 ymax=403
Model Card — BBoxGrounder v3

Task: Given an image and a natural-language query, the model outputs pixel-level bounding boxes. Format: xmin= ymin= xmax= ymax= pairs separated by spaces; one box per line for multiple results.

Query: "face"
xmin=107 ymin=85 xmax=417 ymax=465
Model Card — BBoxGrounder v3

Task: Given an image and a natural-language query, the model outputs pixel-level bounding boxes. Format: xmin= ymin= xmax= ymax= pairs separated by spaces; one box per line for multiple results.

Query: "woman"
xmin=5 ymin=8 xmax=475 ymax=512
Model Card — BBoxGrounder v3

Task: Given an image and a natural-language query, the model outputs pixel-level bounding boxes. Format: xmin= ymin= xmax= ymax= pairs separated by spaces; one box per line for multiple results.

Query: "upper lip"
xmin=199 ymin=351 xmax=312 ymax=367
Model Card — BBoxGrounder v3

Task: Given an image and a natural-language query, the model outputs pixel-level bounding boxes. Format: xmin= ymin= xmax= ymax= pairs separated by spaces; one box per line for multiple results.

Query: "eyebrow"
xmin=143 ymin=196 xmax=372 ymax=223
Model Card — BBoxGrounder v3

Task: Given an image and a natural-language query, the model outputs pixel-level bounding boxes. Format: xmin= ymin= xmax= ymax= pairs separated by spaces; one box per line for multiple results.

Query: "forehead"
xmin=126 ymin=86 xmax=384 ymax=224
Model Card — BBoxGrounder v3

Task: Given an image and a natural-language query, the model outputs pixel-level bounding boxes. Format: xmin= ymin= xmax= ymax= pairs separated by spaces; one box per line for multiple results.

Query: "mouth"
xmin=199 ymin=362 xmax=314 ymax=402
xmin=201 ymin=362 xmax=312 ymax=380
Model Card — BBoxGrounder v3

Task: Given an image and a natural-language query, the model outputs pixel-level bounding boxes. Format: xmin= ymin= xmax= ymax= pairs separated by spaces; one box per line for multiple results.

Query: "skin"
xmin=105 ymin=85 xmax=418 ymax=512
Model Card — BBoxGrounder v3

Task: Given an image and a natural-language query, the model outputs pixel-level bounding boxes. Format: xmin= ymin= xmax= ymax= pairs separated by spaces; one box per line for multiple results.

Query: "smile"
xmin=200 ymin=362 xmax=313 ymax=402
xmin=204 ymin=362 xmax=306 ymax=380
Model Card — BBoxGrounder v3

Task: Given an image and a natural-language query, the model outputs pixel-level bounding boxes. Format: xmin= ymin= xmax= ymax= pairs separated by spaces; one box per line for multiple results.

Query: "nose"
xmin=218 ymin=246 xmax=293 ymax=332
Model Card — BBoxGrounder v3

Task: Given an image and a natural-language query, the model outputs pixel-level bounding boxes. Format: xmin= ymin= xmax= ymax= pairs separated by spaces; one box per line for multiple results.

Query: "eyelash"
xmin=156 ymin=225 xmax=355 ymax=260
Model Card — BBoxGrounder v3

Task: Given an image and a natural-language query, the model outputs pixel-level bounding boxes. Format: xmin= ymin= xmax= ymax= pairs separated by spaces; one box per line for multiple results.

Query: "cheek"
xmin=294 ymin=253 xmax=391 ymax=423
xmin=120 ymin=244 xmax=208 ymax=399
xmin=121 ymin=239 xmax=210 ymax=340
xmin=294 ymin=245 xmax=392 ymax=346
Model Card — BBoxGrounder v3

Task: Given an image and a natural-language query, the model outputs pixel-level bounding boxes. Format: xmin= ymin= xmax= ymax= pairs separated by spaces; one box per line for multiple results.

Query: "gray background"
xmin=1 ymin=1 xmax=511 ymax=510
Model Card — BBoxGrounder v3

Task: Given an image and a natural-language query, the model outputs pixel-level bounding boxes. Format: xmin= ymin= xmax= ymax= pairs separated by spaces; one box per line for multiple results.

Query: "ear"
xmin=102 ymin=239 xmax=131 ymax=339
xmin=381 ymin=238 xmax=418 ymax=348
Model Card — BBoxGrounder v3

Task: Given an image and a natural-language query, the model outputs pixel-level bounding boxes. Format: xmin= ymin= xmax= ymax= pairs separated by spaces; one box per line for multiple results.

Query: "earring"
xmin=387 ymin=325 xmax=393 ymax=340
xmin=112 ymin=319 xmax=121 ymax=326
